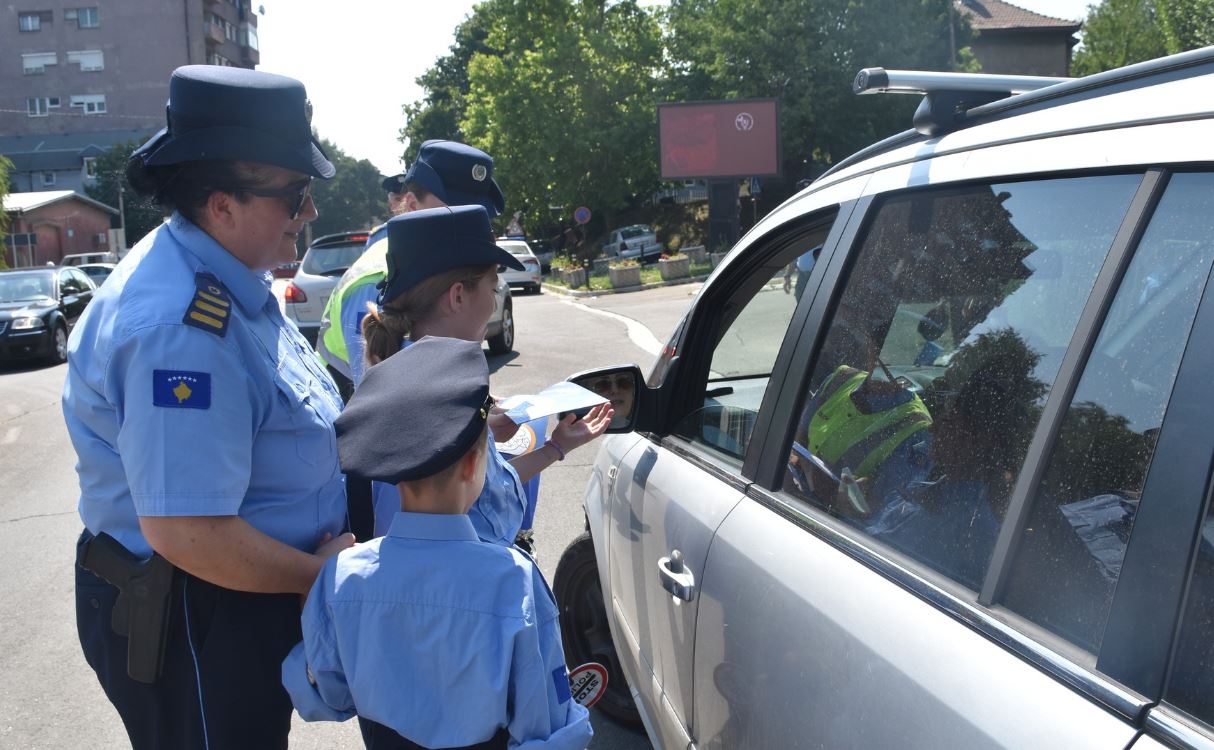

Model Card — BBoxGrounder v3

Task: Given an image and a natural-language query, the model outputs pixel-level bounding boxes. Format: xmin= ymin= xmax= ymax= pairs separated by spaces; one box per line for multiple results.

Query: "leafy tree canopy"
xmin=310 ymin=136 xmax=387 ymax=238
xmin=1073 ymin=0 xmax=1169 ymax=76
xmin=84 ymin=140 xmax=165 ymax=248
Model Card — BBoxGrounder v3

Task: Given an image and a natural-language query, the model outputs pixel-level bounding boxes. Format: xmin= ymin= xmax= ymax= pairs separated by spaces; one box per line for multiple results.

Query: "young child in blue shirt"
xmin=282 ymin=334 xmax=593 ymax=749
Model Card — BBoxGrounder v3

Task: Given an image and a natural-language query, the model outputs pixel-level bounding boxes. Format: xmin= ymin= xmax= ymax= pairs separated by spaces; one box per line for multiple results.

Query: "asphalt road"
xmin=0 ymin=284 xmax=694 ymax=749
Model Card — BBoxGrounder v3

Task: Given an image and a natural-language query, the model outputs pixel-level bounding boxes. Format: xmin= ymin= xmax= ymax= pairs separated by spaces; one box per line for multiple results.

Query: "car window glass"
xmin=997 ymin=173 xmax=1214 ymax=656
xmin=672 ymin=219 xmax=835 ymax=461
xmin=783 ymin=175 xmax=1141 ymax=589
xmin=59 ymin=271 xmax=81 ymax=294
xmin=71 ymin=268 xmax=96 ymax=289
xmin=301 ymin=242 xmax=366 ymax=276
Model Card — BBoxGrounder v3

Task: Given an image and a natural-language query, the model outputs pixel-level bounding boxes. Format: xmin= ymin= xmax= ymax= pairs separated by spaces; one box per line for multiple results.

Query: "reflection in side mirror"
xmin=570 ymin=365 xmax=640 ymax=433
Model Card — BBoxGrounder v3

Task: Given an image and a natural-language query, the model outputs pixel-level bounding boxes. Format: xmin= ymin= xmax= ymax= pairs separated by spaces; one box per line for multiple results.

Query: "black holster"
xmin=77 ymin=531 xmax=175 ymax=684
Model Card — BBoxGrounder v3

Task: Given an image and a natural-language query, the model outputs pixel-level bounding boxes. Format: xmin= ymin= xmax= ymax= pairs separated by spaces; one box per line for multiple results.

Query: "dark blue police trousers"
xmin=75 ymin=531 xmax=302 ymax=750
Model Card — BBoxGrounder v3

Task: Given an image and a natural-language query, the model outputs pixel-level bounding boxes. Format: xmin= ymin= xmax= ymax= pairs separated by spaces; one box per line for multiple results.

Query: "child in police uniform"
xmin=282 ymin=336 xmax=593 ymax=750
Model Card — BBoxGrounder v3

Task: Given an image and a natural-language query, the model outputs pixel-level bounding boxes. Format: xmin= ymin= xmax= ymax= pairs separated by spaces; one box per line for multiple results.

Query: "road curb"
xmin=541 ymin=273 xmax=710 ymax=298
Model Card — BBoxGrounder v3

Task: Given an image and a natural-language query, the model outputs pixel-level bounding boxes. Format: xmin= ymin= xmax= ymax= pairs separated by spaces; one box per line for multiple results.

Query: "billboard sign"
xmin=658 ymin=98 xmax=780 ymax=180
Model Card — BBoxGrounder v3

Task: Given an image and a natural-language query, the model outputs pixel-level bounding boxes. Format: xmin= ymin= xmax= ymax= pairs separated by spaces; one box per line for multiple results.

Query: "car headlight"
xmin=10 ymin=316 xmax=45 ymax=330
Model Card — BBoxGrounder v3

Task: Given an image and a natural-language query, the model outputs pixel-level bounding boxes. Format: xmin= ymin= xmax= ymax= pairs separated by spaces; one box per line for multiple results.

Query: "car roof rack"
xmin=853 ymin=68 xmax=1070 ymax=137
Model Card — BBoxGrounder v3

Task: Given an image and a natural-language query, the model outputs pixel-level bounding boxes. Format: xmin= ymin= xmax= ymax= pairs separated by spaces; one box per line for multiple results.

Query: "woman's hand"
xmin=552 ymin=403 xmax=615 ymax=452
xmin=314 ymin=531 xmax=356 ymax=560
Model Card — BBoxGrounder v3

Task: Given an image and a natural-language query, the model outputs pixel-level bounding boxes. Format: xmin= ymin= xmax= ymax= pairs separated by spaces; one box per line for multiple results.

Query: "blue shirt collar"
xmin=167 ymin=212 xmax=272 ymax=316
xmin=387 ymin=512 xmax=480 ymax=542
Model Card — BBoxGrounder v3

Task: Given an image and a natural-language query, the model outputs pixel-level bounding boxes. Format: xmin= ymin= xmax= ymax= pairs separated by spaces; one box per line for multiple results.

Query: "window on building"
xmin=18 ymin=11 xmax=52 ymax=31
xmin=26 ymin=97 xmax=49 ymax=117
xmin=47 ymin=96 xmax=61 ymax=108
xmin=69 ymin=94 xmax=106 ymax=114
xmin=22 ymin=52 xmax=58 ymax=74
xmin=65 ymin=7 xmax=99 ymax=28
xmin=83 ymin=157 xmax=97 ymax=178
xmin=41 ymin=171 xmax=56 ymax=187
xmin=240 ymin=23 xmax=259 ymax=50
xmin=66 ymin=49 xmax=104 ymax=71
xmin=207 ymin=52 xmax=233 ymax=66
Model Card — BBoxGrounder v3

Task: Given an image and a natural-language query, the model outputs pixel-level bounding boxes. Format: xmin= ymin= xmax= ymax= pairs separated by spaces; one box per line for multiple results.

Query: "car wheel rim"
xmin=502 ymin=308 xmax=514 ymax=349
xmin=55 ymin=328 xmax=67 ymax=359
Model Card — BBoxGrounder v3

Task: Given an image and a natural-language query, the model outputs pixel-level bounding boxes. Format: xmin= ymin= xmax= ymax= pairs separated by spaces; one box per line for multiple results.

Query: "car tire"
xmin=553 ymin=531 xmax=642 ymax=727
xmin=531 ymin=284 xmax=542 ymax=295
xmin=487 ymin=302 xmax=514 ymax=355
xmin=47 ymin=323 xmax=68 ymax=365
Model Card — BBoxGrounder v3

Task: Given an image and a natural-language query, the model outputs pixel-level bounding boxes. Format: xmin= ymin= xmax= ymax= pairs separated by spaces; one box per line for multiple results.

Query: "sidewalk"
xmin=540 ymin=272 xmax=710 ymax=298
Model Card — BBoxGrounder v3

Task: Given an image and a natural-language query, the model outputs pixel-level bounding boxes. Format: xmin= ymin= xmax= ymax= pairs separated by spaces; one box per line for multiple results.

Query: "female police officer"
xmin=63 ymin=66 xmax=355 ymax=750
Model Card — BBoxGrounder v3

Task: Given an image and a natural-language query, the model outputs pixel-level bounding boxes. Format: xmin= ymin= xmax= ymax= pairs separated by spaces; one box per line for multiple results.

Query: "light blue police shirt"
xmin=370 ymin=427 xmax=527 ymax=544
xmin=63 ymin=214 xmax=347 ymax=558
xmin=283 ymin=512 xmax=593 ymax=750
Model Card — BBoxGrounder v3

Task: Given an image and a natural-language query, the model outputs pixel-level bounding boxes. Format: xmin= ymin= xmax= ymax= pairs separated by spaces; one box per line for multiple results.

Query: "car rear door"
xmin=606 ymin=199 xmax=846 ymax=748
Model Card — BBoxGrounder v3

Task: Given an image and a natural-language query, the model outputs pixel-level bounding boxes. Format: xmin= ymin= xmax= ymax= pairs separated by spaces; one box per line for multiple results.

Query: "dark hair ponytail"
xmin=360 ymin=264 xmax=498 ymax=367
xmin=125 ymin=157 xmax=277 ymax=225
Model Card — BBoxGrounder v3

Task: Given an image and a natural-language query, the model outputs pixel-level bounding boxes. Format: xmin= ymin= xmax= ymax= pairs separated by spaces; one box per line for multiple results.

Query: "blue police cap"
xmin=379 ymin=205 xmax=524 ymax=305
xmin=404 ymin=140 xmax=505 ymax=217
xmin=132 ymin=65 xmax=335 ymax=179
xmin=381 ymin=173 xmax=407 ymax=193
xmin=335 ymin=337 xmax=492 ymax=484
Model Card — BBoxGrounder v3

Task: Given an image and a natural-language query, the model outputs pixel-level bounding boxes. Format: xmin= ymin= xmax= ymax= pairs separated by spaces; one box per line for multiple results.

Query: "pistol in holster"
xmin=78 ymin=532 xmax=175 ymax=684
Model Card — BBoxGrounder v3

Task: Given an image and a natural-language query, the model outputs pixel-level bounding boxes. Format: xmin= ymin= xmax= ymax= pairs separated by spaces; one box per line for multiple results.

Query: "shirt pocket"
xmin=272 ymin=365 xmax=339 ymax=467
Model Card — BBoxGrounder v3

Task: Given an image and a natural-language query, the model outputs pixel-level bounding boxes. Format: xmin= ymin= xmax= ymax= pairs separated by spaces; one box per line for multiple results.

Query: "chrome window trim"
xmin=649 ymin=433 xmax=752 ymax=496
xmin=1148 ymin=706 xmax=1214 ymax=750
xmin=745 ymin=483 xmax=1150 ymax=724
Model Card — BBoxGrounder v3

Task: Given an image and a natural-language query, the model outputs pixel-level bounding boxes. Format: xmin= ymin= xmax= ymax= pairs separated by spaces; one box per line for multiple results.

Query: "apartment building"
xmin=2 ymin=1 xmax=261 ymax=182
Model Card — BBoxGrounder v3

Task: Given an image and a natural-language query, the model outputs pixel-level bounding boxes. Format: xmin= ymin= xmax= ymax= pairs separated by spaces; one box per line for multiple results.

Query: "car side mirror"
xmin=568 ymin=364 xmax=646 ymax=433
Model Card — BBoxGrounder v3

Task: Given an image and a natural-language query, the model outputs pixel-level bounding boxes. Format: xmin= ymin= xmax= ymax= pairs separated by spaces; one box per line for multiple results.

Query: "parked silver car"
xmin=603 ymin=224 xmax=662 ymax=262
xmin=283 ymin=231 xmax=369 ymax=345
xmin=557 ymin=50 xmax=1214 ymax=750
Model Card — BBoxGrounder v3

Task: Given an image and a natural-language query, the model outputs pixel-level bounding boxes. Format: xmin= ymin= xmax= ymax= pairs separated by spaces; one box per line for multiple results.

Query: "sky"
xmin=257 ymin=0 xmax=1095 ymax=177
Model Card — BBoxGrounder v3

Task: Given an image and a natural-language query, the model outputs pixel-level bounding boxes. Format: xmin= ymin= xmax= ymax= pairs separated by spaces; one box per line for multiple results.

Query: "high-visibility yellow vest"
xmin=808 ymin=365 xmax=932 ymax=479
xmin=316 ymin=236 xmax=389 ymax=377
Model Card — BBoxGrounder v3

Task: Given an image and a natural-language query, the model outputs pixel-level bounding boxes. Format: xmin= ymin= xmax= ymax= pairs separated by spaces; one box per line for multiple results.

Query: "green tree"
xmin=400 ymin=5 xmax=501 ymax=165
xmin=665 ymin=0 xmax=970 ymax=183
xmin=84 ymin=140 xmax=165 ymax=248
xmin=1072 ymin=0 xmax=1169 ymax=76
xmin=309 ymin=136 xmax=387 ymax=238
xmin=461 ymin=0 xmax=664 ymax=231
xmin=0 ymin=155 xmax=10 ymax=268
xmin=1154 ymin=0 xmax=1214 ymax=51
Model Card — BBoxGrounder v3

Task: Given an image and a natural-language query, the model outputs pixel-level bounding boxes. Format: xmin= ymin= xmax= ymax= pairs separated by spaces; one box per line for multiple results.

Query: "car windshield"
xmin=0 ymin=272 xmax=54 ymax=303
xmin=620 ymin=226 xmax=652 ymax=239
xmin=301 ymin=242 xmax=366 ymax=276
xmin=500 ymin=242 xmax=532 ymax=257
xmin=82 ymin=267 xmax=112 ymax=281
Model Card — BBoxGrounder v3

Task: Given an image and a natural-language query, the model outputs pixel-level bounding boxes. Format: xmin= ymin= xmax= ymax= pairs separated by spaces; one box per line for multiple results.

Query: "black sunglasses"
xmin=222 ymin=178 xmax=313 ymax=220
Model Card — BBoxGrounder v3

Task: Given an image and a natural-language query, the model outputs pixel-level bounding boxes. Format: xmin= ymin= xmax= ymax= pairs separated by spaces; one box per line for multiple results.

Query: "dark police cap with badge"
xmin=404 ymin=140 xmax=505 ymax=218
xmin=379 ymin=205 xmax=524 ymax=305
xmin=381 ymin=173 xmax=407 ymax=194
xmin=336 ymin=337 xmax=493 ymax=484
xmin=132 ymin=65 xmax=335 ymax=179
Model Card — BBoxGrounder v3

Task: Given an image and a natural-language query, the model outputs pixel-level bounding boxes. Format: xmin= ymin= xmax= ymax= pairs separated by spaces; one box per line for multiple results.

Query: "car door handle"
xmin=658 ymin=549 xmax=696 ymax=602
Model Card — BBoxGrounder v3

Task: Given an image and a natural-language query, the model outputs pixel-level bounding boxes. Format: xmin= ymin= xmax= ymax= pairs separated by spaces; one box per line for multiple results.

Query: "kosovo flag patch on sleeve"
xmin=183 ymin=272 xmax=231 ymax=337
xmin=153 ymin=370 xmax=211 ymax=409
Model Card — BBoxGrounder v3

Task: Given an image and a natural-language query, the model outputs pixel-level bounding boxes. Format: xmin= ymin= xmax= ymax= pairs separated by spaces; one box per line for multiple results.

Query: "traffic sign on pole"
xmin=573 ymin=206 xmax=591 ymax=225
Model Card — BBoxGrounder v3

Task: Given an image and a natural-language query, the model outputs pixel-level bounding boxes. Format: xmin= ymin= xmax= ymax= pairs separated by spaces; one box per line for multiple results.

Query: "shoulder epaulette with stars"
xmin=182 ymin=272 xmax=231 ymax=337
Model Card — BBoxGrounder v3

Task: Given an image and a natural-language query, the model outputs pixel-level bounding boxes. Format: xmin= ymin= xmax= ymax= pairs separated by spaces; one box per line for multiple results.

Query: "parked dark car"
xmin=0 ymin=266 xmax=96 ymax=365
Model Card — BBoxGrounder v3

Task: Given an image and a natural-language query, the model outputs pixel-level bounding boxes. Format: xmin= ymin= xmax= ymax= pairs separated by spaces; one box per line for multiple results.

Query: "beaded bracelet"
xmin=547 ymin=438 xmax=566 ymax=461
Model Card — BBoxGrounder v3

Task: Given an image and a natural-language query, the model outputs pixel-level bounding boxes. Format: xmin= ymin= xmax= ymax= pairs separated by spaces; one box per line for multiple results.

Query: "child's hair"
xmin=404 ymin=424 xmax=489 ymax=489
xmin=361 ymin=264 xmax=498 ymax=367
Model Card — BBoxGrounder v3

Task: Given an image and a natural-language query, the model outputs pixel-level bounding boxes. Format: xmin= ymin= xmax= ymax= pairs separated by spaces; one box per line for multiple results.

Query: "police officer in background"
xmin=63 ymin=66 xmax=354 ymax=750
xmin=315 ymin=140 xmax=505 ymax=391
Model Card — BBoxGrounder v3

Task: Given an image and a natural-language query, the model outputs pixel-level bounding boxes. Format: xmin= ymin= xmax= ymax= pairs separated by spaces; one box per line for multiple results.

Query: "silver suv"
xmin=558 ymin=49 xmax=1214 ymax=749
